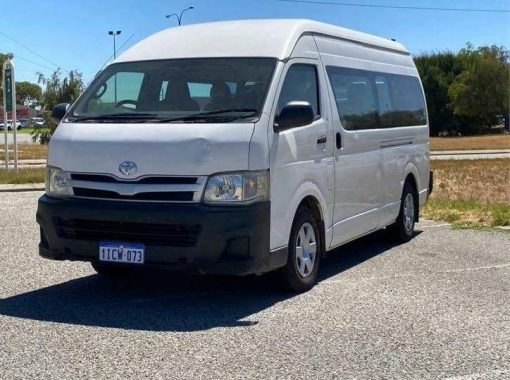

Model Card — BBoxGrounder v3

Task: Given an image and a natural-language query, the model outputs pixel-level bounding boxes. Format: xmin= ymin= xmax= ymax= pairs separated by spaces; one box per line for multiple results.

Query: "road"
xmin=2 ymin=132 xmax=34 ymax=145
xmin=431 ymin=149 xmax=510 ymax=160
xmin=0 ymin=192 xmax=509 ymax=379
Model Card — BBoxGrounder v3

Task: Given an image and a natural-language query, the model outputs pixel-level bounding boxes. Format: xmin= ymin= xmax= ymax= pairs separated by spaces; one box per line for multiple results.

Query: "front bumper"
xmin=36 ymin=195 xmax=286 ymax=275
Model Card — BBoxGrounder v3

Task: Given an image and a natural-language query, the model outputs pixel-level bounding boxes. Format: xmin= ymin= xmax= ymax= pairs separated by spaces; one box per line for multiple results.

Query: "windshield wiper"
xmin=150 ymin=108 xmax=259 ymax=123
xmin=68 ymin=113 xmax=156 ymax=122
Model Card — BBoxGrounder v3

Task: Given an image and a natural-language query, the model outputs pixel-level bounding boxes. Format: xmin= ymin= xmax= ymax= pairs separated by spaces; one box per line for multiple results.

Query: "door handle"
xmin=336 ymin=132 xmax=342 ymax=149
xmin=316 ymin=136 xmax=327 ymax=145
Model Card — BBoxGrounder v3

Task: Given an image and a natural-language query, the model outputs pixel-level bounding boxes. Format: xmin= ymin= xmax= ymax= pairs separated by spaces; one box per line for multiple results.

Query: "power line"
xmin=276 ymin=0 xmax=510 ymax=13
xmin=15 ymin=55 xmax=56 ymax=73
xmin=0 ymin=30 xmax=68 ymax=71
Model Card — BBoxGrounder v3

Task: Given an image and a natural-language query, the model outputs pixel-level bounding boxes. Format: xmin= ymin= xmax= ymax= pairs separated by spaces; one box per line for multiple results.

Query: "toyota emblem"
xmin=119 ymin=161 xmax=138 ymax=176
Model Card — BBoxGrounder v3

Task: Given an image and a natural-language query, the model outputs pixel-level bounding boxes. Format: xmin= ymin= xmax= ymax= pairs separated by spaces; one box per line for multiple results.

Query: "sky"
xmin=2 ymin=0 xmax=509 ymax=85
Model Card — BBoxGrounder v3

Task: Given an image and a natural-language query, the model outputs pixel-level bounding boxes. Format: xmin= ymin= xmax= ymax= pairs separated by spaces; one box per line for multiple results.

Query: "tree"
xmin=449 ymin=45 xmax=510 ymax=133
xmin=16 ymin=81 xmax=42 ymax=107
xmin=31 ymin=69 xmax=84 ymax=144
xmin=38 ymin=69 xmax=84 ymax=111
xmin=414 ymin=51 xmax=465 ymax=136
xmin=415 ymin=44 xmax=509 ymax=136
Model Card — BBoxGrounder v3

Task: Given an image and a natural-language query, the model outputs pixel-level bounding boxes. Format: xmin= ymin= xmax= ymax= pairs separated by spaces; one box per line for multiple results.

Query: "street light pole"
xmin=108 ymin=30 xmax=121 ymax=103
xmin=165 ymin=6 xmax=194 ymax=26
xmin=108 ymin=30 xmax=121 ymax=58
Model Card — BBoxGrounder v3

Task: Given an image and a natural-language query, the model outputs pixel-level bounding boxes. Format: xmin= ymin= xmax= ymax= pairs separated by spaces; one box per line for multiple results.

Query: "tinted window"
xmin=326 ymin=67 xmax=378 ymax=130
xmin=327 ymin=67 xmax=427 ymax=130
xmin=383 ymin=74 xmax=427 ymax=127
xmin=278 ymin=64 xmax=320 ymax=117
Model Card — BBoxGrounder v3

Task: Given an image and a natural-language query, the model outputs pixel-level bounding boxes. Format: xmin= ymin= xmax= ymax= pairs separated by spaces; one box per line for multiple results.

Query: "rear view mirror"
xmin=274 ymin=101 xmax=314 ymax=132
xmin=52 ymin=103 xmax=70 ymax=121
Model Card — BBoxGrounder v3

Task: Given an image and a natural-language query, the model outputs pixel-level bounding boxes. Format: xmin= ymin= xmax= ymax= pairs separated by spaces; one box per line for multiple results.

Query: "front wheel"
xmin=387 ymin=182 xmax=416 ymax=243
xmin=278 ymin=207 xmax=322 ymax=293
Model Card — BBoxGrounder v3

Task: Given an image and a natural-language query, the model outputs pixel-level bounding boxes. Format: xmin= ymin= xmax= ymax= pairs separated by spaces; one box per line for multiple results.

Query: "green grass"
xmin=423 ymin=199 xmax=510 ymax=228
xmin=0 ymin=168 xmax=45 ymax=184
xmin=14 ymin=128 xmax=33 ymax=135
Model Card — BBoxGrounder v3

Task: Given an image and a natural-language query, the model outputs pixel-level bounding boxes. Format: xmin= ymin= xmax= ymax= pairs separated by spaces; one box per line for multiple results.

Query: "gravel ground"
xmin=0 ymin=192 xmax=509 ymax=379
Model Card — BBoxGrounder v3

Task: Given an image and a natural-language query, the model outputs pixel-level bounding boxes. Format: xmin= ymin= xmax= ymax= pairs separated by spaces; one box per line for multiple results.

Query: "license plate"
xmin=99 ymin=242 xmax=145 ymax=264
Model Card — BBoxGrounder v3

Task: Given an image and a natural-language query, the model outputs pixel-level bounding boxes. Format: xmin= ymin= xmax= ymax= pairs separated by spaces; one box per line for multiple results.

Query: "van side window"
xmin=327 ymin=67 xmax=427 ymax=130
xmin=383 ymin=74 xmax=427 ymax=127
xmin=278 ymin=64 xmax=320 ymax=117
xmin=326 ymin=67 xmax=378 ymax=130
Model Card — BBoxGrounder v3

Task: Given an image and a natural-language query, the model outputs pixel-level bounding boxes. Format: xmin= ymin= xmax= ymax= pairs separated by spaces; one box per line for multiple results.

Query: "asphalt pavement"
xmin=2 ymin=133 xmax=34 ymax=145
xmin=0 ymin=191 xmax=509 ymax=379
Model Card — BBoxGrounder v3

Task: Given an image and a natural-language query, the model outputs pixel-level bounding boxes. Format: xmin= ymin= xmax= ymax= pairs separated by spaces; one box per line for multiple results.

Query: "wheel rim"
xmin=295 ymin=222 xmax=317 ymax=278
xmin=403 ymin=193 xmax=415 ymax=233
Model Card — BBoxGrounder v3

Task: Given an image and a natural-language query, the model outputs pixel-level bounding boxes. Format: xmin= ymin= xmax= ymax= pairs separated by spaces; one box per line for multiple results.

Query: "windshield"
xmin=68 ymin=58 xmax=277 ymax=123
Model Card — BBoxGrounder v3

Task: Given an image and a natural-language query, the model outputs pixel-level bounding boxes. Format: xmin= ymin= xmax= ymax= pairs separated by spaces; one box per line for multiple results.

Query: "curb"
xmin=0 ymin=183 xmax=45 ymax=192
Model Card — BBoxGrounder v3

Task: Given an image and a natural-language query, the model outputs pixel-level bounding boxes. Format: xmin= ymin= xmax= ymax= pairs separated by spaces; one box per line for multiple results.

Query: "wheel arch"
xmin=295 ymin=195 xmax=326 ymax=256
xmin=403 ymin=171 xmax=420 ymax=222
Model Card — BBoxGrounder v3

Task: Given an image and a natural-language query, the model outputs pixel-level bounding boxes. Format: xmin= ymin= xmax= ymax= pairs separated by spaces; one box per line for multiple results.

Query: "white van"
xmin=37 ymin=20 xmax=431 ymax=292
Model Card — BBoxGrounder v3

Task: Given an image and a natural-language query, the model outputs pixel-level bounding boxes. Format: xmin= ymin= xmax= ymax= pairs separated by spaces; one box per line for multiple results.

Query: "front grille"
xmin=71 ymin=174 xmax=198 ymax=185
xmin=54 ymin=218 xmax=202 ymax=247
xmin=69 ymin=173 xmax=205 ymax=203
xmin=73 ymin=188 xmax=194 ymax=202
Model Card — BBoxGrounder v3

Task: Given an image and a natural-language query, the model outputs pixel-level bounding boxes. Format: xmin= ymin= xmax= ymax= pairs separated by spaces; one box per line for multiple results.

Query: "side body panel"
xmin=314 ymin=35 xmax=430 ymax=249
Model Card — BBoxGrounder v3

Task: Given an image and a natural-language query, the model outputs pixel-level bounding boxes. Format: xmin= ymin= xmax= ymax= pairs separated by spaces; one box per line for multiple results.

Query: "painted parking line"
xmin=440 ymin=263 xmax=510 ymax=273
xmin=321 ymin=263 xmax=510 ymax=285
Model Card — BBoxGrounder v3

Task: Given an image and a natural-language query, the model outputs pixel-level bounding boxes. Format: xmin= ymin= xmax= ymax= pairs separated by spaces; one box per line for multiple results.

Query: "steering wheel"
xmin=115 ymin=100 xmax=138 ymax=110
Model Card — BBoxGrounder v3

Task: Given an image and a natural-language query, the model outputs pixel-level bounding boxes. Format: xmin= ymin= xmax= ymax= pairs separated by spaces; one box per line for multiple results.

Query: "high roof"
xmin=115 ymin=19 xmax=408 ymax=63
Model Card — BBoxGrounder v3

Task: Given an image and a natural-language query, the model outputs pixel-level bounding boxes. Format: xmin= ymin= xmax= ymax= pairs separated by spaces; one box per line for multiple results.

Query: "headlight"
xmin=45 ymin=166 xmax=73 ymax=198
xmin=203 ymin=170 xmax=269 ymax=204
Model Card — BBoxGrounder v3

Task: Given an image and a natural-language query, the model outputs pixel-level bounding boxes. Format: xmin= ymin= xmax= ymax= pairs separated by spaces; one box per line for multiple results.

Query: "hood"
xmin=48 ymin=122 xmax=255 ymax=177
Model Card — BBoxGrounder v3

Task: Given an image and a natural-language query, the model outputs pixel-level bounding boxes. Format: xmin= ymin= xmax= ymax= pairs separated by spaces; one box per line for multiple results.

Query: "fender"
xmin=402 ymin=161 xmax=421 ymax=193
xmin=280 ymin=181 xmax=332 ymax=251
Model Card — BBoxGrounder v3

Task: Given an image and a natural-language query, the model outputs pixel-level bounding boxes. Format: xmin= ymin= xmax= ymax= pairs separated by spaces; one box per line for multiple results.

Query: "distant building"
xmin=0 ymin=104 xmax=39 ymax=120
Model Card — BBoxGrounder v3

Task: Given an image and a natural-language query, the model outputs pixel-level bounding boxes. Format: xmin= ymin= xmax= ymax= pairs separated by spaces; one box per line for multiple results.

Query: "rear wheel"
xmin=387 ymin=182 xmax=416 ymax=243
xmin=278 ymin=207 xmax=322 ymax=293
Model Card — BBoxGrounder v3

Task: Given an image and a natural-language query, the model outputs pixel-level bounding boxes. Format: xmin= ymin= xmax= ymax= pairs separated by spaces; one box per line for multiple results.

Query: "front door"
xmin=269 ymin=59 xmax=334 ymax=250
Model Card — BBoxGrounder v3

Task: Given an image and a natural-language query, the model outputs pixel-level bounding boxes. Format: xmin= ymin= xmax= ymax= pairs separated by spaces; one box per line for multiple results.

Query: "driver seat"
xmin=160 ymin=81 xmax=200 ymax=111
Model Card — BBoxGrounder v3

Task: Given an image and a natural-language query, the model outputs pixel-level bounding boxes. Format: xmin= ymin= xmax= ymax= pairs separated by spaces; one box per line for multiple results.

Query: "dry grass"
xmin=431 ymin=135 xmax=510 ymax=151
xmin=0 ymin=167 xmax=45 ymax=184
xmin=0 ymin=144 xmax=48 ymax=160
xmin=429 ymin=159 xmax=510 ymax=203
xmin=423 ymin=159 xmax=510 ymax=227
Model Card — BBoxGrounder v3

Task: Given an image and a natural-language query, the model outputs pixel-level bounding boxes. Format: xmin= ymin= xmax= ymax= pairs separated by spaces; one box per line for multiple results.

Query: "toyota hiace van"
xmin=37 ymin=20 xmax=431 ymax=292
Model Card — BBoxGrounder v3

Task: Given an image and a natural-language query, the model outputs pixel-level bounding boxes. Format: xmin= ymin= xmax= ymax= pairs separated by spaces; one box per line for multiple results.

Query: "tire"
xmin=278 ymin=207 xmax=322 ymax=293
xmin=387 ymin=182 xmax=417 ymax=243
xmin=91 ymin=262 xmax=132 ymax=277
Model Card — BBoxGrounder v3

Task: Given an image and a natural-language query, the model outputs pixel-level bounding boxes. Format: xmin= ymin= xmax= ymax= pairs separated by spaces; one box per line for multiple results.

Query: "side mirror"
xmin=274 ymin=101 xmax=314 ymax=132
xmin=52 ymin=103 xmax=70 ymax=121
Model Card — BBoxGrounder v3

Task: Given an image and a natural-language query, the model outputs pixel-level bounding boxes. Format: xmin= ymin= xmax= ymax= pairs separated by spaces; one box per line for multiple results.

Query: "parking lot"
xmin=0 ymin=191 xmax=509 ymax=379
